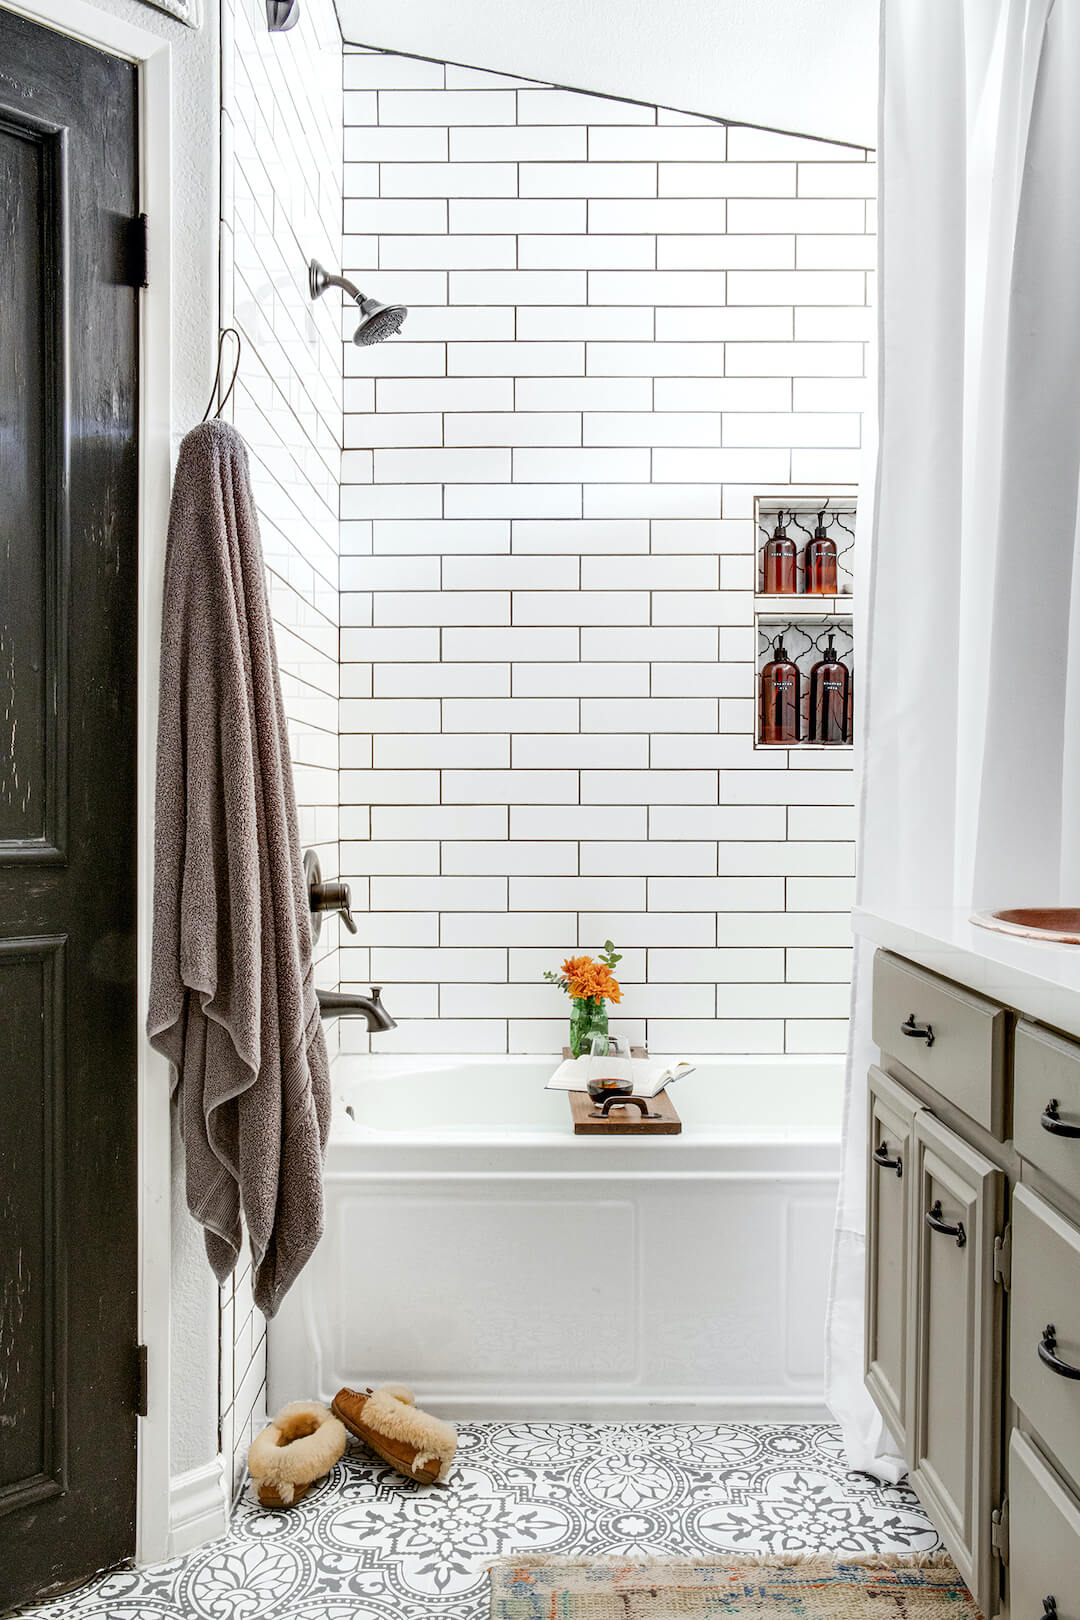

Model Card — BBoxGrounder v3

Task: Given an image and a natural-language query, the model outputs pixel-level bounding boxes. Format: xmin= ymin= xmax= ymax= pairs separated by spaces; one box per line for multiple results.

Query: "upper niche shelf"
xmin=755 ymin=492 xmax=856 ymax=599
xmin=754 ymin=593 xmax=853 ymax=620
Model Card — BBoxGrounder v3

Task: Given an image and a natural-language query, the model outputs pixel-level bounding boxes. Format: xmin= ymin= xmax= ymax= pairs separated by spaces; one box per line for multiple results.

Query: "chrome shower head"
xmin=308 ymin=258 xmax=408 ymax=345
xmin=353 ymin=297 xmax=408 ymax=346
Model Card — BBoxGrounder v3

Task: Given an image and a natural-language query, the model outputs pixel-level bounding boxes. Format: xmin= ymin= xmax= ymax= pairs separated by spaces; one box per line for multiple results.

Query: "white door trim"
xmin=2 ymin=0 xmax=176 ymax=1566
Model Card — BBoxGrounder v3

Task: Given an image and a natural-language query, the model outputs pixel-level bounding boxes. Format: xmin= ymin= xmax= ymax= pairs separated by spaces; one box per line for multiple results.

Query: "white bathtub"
xmin=268 ymin=1054 xmax=843 ymax=1422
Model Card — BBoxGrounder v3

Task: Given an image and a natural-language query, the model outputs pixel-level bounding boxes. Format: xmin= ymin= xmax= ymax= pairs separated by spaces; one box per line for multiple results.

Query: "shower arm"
xmin=309 ymin=260 xmax=366 ymax=306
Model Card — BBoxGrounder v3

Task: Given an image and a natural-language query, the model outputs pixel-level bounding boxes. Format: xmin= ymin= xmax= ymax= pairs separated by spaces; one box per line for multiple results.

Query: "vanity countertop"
xmin=854 ymin=904 xmax=1080 ymax=1043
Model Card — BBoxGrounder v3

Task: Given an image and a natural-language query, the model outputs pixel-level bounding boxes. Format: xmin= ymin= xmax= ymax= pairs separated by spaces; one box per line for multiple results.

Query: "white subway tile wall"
xmin=219 ymin=0 xmax=342 ymax=1490
xmin=339 ymin=48 xmax=873 ymax=1059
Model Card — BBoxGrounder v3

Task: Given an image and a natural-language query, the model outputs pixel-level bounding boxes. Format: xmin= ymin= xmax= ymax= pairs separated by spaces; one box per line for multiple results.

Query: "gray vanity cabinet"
xmin=865 ymin=946 xmax=1080 ymax=1619
xmin=908 ymin=1110 xmax=1002 ymax=1608
xmin=865 ymin=1067 xmax=921 ymax=1459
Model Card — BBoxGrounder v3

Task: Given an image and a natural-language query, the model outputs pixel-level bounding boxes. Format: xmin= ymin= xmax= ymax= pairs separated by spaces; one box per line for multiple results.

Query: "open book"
xmin=545 ymin=1055 xmax=695 ymax=1099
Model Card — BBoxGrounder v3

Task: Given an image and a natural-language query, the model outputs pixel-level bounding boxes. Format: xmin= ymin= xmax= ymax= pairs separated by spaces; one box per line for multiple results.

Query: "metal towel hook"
xmin=200 ymin=327 xmax=242 ymax=423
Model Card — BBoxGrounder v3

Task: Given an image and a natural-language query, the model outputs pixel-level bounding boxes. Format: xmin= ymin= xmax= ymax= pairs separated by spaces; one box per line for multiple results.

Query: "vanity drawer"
xmin=872 ymin=951 xmax=1006 ymax=1136
xmin=1010 ymin=1185 xmax=1080 ymax=1490
xmin=1008 ymin=1429 xmax=1080 ymax=1620
xmin=1015 ymin=1020 xmax=1080 ymax=1199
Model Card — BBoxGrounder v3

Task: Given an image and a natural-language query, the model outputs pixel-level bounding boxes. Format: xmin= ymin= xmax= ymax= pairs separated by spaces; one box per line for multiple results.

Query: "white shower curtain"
xmin=826 ymin=0 xmax=1080 ymax=1477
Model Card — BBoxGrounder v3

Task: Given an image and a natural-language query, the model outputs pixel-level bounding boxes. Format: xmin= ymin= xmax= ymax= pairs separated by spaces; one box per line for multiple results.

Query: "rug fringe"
xmin=486 ymin=1551 xmax=957 ymax=1574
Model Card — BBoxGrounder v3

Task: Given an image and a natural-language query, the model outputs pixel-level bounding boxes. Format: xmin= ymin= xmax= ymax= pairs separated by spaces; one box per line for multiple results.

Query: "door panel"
xmin=865 ymin=1066 xmax=920 ymax=1463
xmin=0 ymin=9 xmax=139 ymax=1609
xmin=1008 ymin=1429 xmax=1080 ymax=1620
xmin=910 ymin=1110 xmax=1002 ymax=1616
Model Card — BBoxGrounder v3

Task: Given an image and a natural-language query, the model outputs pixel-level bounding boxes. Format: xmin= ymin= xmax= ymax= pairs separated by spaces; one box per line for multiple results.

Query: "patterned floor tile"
xmin=21 ymin=1424 xmax=940 ymax=1619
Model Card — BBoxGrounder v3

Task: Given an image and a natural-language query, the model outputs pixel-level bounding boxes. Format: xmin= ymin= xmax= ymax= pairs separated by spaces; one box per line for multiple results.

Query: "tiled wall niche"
xmin=337 ymin=45 xmax=874 ymax=1061
xmin=217 ymin=0 xmax=343 ymax=1491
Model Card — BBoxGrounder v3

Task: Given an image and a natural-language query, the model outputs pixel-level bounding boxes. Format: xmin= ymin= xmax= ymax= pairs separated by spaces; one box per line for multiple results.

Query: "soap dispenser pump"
xmin=808 ymin=635 xmax=851 ymax=744
xmin=762 ymin=510 xmax=797 ymax=594
xmin=761 ymin=636 xmax=800 ymax=744
xmin=804 ymin=511 xmax=838 ymax=594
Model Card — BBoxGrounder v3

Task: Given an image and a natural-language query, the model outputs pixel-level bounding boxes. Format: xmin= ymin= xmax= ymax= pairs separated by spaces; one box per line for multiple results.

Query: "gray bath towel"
xmin=148 ymin=419 xmax=330 ymax=1317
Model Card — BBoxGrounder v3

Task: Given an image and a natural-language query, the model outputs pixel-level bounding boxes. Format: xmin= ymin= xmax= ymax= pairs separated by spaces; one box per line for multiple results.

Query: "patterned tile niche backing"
xmin=338 ymin=46 xmax=873 ymax=1059
xmin=218 ymin=0 xmax=343 ymax=1490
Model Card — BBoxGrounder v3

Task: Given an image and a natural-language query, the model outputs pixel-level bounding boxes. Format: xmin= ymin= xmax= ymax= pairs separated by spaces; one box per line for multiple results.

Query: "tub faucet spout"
xmin=316 ymin=986 xmax=397 ymax=1032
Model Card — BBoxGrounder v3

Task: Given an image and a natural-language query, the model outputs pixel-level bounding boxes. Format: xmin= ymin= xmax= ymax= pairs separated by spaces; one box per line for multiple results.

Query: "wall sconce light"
xmin=266 ymin=0 xmax=300 ymax=31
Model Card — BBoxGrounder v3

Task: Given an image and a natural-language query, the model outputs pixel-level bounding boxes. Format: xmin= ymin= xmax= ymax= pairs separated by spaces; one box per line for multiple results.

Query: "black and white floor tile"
xmin=24 ymin=1424 xmax=940 ymax=1619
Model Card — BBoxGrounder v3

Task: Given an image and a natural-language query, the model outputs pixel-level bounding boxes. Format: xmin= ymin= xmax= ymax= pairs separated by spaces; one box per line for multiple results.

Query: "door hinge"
xmin=125 ymin=212 xmax=149 ymax=289
xmin=991 ymin=1497 xmax=1009 ymax=1564
xmin=993 ymin=1224 xmax=1012 ymax=1290
xmin=135 ymin=1343 xmax=149 ymax=1418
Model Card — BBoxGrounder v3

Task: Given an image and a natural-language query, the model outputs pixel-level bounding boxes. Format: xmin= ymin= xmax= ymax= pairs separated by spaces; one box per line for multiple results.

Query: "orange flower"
xmin=563 ymin=955 xmax=621 ymax=1004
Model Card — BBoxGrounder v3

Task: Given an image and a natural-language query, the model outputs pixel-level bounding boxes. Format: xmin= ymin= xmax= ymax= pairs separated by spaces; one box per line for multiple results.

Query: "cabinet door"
xmin=910 ymin=1110 xmax=1003 ymax=1615
xmin=1009 ymin=1429 xmax=1080 ymax=1620
xmin=865 ymin=1066 xmax=920 ymax=1462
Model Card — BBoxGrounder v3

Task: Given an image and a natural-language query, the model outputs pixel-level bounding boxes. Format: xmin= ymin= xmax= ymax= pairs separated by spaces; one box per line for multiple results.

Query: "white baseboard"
xmin=389 ymin=1393 xmax=832 ymax=1424
xmin=168 ymin=1455 xmax=229 ymax=1558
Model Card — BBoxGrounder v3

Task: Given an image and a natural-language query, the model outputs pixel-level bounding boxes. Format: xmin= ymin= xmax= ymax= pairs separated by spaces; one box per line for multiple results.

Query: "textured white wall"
xmin=338 ymin=49 xmax=873 ymax=1060
xmin=335 ymin=0 xmax=878 ymax=148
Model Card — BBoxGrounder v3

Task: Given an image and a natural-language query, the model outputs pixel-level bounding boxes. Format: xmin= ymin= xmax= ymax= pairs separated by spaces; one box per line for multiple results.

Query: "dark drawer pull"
xmin=1043 ymin=1600 xmax=1057 ymax=1620
xmin=901 ymin=1013 xmax=935 ymax=1047
xmin=1041 ymin=1098 xmax=1080 ymax=1138
xmin=1038 ymin=1324 xmax=1080 ymax=1380
xmin=925 ymin=1199 xmax=966 ymax=1247
xmin=873 ymin=1143 xmax=903 ymax=1177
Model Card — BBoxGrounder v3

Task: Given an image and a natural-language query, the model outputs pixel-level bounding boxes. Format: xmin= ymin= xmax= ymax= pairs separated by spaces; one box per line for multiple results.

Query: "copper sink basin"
xmin=972 ymin=908 xmax=1080 ymax=944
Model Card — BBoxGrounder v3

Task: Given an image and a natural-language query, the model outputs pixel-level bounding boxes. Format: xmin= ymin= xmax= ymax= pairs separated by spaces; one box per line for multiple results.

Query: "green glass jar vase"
xmin=569 ymin=995 xmax=608 ymax=1059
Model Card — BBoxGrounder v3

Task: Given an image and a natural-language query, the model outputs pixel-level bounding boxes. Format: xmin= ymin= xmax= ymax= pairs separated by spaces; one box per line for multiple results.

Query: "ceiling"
xmin=334 ymin=0 xmax=878 ymax=150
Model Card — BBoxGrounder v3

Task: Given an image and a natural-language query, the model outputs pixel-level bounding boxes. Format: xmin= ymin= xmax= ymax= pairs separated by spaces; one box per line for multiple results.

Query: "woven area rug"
xmin=488 ymin=1553 xmax=981 ymax=1619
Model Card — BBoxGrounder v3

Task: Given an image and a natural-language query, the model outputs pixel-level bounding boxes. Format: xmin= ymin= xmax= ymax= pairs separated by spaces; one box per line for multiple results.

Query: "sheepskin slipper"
xmin=247 ymin=1400 xmax=347 ymax=1507
xmin=331 ymin=1384 xmax=457 ymax=1486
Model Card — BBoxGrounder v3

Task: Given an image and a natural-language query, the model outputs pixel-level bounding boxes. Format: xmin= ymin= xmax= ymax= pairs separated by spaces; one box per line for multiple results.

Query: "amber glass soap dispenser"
xmin=804 ymin=511 xmax=838 ymax=594
xmin=761 ymin=637 xmax=800 ymax=744
xmin=762 ymin=510 xmax=797 ymax=594
xmin=808 ymin=636 xmax=850 ymax=744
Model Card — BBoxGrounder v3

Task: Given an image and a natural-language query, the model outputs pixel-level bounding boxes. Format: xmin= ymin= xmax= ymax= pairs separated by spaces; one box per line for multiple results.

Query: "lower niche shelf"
xmin=756 ymin=613 xmax=853 ymax=749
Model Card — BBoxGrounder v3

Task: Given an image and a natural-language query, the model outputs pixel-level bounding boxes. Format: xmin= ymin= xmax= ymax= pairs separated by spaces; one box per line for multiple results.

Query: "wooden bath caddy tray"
xmin=562 ymin=1046 xmax=682 ymax=1135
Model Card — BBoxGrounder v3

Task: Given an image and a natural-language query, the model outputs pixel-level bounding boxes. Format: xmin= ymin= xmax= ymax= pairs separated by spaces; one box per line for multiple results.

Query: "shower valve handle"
xmin=304 ymin=848 xmax=359 ymax=938
xmin=315 ymin=879 xmax=358 ymax=933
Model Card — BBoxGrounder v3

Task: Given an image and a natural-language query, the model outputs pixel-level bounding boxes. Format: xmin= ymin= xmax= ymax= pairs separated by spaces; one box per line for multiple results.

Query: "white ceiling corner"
xmin=334 ymin=0 xmax=878 ymax=150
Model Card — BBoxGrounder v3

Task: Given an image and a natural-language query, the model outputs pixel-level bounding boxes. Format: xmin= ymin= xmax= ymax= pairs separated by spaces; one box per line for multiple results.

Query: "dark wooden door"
xmin=0 ymin=10 xmax=140 ymax=1608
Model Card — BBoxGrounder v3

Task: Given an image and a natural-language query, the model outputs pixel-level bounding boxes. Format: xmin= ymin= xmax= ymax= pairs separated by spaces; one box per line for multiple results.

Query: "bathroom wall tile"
xmin=511 ymin=662 xmax=650 ymax=697
xmin=340 ymin=50 xmax=873 ymax=1054
xmin=374 ymin=663 xmax=510 ymax=698
xmin=341 ymin=769 xmax=441 ymax=803
xmin=441 ymin=769 xmax=579 ymax=803
xmin=647 ymin=1019 xmax=785 ymax=1054
xmin=578 ymin=912 xmax=718 ymax=947
xmin=649 ymin=947 xmax=785 ymax=982
xmin=648 ymin=877 xmax=786 ymax=911
xmin=509 ymin=805 xmax=647 ymax=840
xmin=451 ymin=125 xmax=586 ymax=161
xmin=374 ymin=733 xmax=510 ymax=768
xmin=378 ymin=90 xmax=517 ymax=124
xmin=784 ymin=1018 xmax=850 ymax=1053
xmin=370 ymin=946 xmax=508 ymax=981
xmin=787 ymin=946 xmax=854 ymax=982
xmin=371 ymin=876 xmax=509 ymax=910
xmin=442 ymin=911 xmax=578 ymax=945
